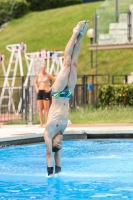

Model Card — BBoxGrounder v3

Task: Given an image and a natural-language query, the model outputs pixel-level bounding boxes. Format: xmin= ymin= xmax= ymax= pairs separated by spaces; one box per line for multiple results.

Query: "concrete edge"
xmin=0 ymin=132 xmax=87 ymax=147
xmin=87 ymin=133 xmax=133 ymax=139
xmin=1 ymin=132 xmax=133 ymax=148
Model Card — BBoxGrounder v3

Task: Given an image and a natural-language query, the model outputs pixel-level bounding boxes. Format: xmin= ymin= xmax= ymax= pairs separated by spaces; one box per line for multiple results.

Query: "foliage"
xmin=26 ymin=0 xmax=81 ymax=11
xmin=0 ymin=0 xmax=29 ymax=26
xmin=4 ymin=105 xmax=133 ymax=124
xmin=69 ymin=105 xmax=133 ymax=124
xmin=98 ymin=84 xmax=133 ymax=107
xmin=0 ymin=2 xmax=98 ymax=69
xmin=0 ymin=6 xmax=8 ymax=25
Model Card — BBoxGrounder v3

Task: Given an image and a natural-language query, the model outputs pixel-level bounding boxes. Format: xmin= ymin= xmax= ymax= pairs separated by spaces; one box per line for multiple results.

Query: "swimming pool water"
xmin=0 ymin=140 xmax=133 ymax=199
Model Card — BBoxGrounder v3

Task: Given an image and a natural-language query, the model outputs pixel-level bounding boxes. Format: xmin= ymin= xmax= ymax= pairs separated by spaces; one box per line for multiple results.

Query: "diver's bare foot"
xmin=80 ymin=20 xmax=89 ymax=36
xmin=73 ymin=20 xmax=86 ymax=35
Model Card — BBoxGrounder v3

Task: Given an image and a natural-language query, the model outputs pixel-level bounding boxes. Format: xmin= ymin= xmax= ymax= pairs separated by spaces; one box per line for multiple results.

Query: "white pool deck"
xmin=0 ymin=124 xmax=133 ymax=146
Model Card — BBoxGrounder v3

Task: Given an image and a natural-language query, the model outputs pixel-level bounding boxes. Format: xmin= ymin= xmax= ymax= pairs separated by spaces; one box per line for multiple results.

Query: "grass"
xmin=0 ymin=1 xmax=133 ymax=80
xmin=4 ymin=105 xmax=133 ymax=125
xmin=5 ymin=106 xmax=133 ymax=125
xmin=1 ymin=2 xmax=133 ymax=125
xmin=0 ymin=2 xmax=100 ymax=75
xmin=69 ymin=106 xmax=133 ymax=124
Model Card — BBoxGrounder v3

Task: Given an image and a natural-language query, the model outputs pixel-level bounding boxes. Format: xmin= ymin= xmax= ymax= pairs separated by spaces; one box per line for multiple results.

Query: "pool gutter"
xmin=1 ymin=125 xmax=133 ymax=147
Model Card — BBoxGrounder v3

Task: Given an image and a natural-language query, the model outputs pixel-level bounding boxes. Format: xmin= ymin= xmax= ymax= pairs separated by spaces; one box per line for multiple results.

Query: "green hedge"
xmin=0 ymin=8 xmax=8 ymax=26
xmin=98 ymin=84 xmax=133 ymax=107
xmin=0 ymin=0 xmax=29 ymax=26
xmin=26 ymin=0 xmax=81 ymax=11
xmin=0 ymin=0 xmax=81 ymax=26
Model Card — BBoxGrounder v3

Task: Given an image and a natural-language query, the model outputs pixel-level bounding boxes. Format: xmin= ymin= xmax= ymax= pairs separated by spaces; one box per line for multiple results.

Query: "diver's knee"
xmin=46 ymin=151 xmax=52 ymax=159
xmin=64 ymin=56 xmax=71 ymax=67
xmin=71 ymin=61 xmax=77 ymax=68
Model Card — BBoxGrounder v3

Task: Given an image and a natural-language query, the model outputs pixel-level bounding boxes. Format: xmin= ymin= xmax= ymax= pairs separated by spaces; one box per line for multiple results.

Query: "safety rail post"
xmin=124 ymin=75 xmax=128 ymax=84
xmin=82 ymin=76 xmax=85 ymax=105
xmin=93 ymin=13 xmax=97 ymax=44
xmin=21 ymin=76 xmax=24 ymax=115
xmin=25 ymin=87 xmax=28 ymax=123
xmin=127 ymin=10 xmax=132 ymax=42
xmin=91 ymin=75 xmax=95 ymax=107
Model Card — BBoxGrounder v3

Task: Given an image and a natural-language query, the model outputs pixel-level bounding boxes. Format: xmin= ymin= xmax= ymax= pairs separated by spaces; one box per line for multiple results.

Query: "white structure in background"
xmin=17 ymin=49 xmax=47 ymax=114
xmin=0 ymin=43 xmax=28 ymax=114
xmin=22 ymin=49 xmax=64 ymax=89
xmin=24 ymin=50 xmax=46 ymax=87
xmin=99 ymin=4 xmax=133 ymax=44
xmin=0 ymin=43 xmax=64 ymax=114
xmin=17 ymin=49 xmax=64 ymax=113
xmin=0 ymin=54 xmax=6 ymax=76
xmin=0 ymin=53 xmax=10 ymax=113
xmin=24 ymin=49 xmax=64 ymax=87
xmin=124 ymin=72 xmax=133 ymax=84
xmin=49 ymin=50 xmax=64 ymax=75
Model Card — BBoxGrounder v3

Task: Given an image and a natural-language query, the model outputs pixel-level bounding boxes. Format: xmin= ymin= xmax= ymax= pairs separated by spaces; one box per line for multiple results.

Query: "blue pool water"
xmin=0 ymin=140 xmax=133 ymax=199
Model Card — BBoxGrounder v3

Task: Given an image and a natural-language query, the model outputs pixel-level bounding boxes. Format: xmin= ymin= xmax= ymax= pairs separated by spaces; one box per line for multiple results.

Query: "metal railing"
xmin=0 ymin=74 xmax=131 ymax=124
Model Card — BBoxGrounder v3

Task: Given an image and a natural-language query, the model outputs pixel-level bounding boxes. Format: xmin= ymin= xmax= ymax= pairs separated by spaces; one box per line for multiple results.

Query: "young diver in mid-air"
xmin=44 ymin=20 xmax=90 ymax=176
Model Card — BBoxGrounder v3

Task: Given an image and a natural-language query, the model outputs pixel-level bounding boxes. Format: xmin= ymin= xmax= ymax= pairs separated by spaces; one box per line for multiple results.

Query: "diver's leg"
xmin=68 ymin=21 xmax=89 ymax=92
xmin=53 ymin=22 xmax=85 ymax=92
xmin=44 ymin=130 xmax=53 ymax=175
xmin=54 ymin=150 xmax=61 ymax=174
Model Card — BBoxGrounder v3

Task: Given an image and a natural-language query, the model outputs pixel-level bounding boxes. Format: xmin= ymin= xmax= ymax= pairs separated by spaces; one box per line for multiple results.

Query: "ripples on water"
xmin=0 ymin=140 xmax=133 ymax=199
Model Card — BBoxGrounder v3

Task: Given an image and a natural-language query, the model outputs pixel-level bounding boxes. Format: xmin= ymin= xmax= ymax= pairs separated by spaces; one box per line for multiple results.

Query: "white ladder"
xmin=24 ymin=50 xmax=47 ymax=86
xmin=0 ymin=53 xmax=14 ymax=114
xmin=0 ymin=43 xmax=27 ymax=114
xmin=24 ymin=49 xmax=64 ymax=85
xmin=49 ymin=50 xmax=64 ymax=75
xmin=0 ymin=53 xmax=7 ymax=77
xmin=17 ymin=50 xmax=47 ymax=113
xmin=17 ymin=49 xmax=64 ymax=113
